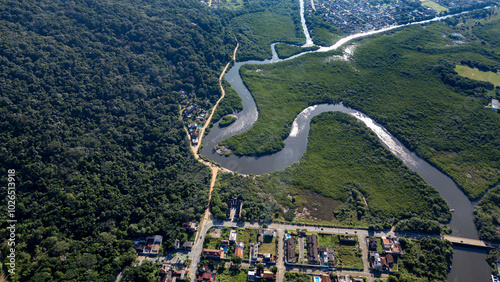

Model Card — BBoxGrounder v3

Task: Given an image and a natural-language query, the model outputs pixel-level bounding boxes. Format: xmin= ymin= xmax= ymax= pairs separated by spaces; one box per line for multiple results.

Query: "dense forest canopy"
xmin=0 ymin=0 xmax=236 ymax=280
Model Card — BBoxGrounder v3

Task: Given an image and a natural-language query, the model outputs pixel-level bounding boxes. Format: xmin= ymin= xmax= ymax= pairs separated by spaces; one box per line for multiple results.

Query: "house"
xmin=174 ymin=239 xmax=181 ymax=249
xmin=247 ymin=270 xmax=256 ymax=281
xmin=372 ymin=252 xmax=382 ymax=270
xmin=386 ymin=254 xmax=394 ymax=266
xmin=382 ymin=238 xmax=391 ymax=250
xmin=250 ymin=243 xmax=259 ymax=261
xmin=196 ymin=272 xmax=216 ymax=282
xmin=262 ymin=271 xmax=274 ymax=280
xmin=492 ymin=99 xmax=499 ymax=111
xmin=381 ymin=256 xmax=389 ymax=271
xmin=368 ymin=236 xmax=377 ymax=251
xmin=262 ymin=253 xmax=274 ymax=262
xmin=307 ymin=234 xmax=320 ymax=265
xmin=141 ymin=235 xmax=162 ymax=255
xmin=321 ymin=274 xmax=331 ymax=282
xmin=182 ymin=222 xmax=198 ymax=231
xmin=202 ymin=249 xmax=223 ymax=260
xmin=183 ymin=241 xmax=194 ymax=250
xmin=197 ymin=265 xmax=215 ymax=282
xmin=327 ymin=249 xmax=335 ymax=263
xmin=235 ymin=241 xmax=244 ymax=258
xmin=285 ymin=237 xmax=296 ymax=263
xmin=229 ymin=230 xmax=238 ymax=243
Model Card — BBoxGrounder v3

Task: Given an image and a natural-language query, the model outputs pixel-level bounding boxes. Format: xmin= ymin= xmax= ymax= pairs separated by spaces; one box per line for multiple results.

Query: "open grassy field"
xmin=221 ymin=13 xmax=500 ymax=199
xmin=259 ymin=236 xmax=276 ymax=254
xmin=333 ymin=235 xmax=363 ymax=269
xmin=318 ymin=234 xmax=334 ymax=248
xmin=421 ymin=1 xmax=449 ymax=13
xmin=237 ymin=228 xmax=259 ymax=259
xmin=216 ymin=268 xmax=248 ymax=282
xmin=455 ymin=65 xmax=500 ymax=87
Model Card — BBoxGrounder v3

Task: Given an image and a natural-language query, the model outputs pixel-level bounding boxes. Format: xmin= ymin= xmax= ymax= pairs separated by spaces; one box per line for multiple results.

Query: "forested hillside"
xmin=0 ymin=0 xmax=235 ymax=280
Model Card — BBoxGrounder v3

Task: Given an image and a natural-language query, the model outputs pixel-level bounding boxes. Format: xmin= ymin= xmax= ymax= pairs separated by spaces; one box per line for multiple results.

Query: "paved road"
xmin=188 ymin=220 xmax=214 ymax=281
xmin=277 ymin=229 xmax=285 ymax=282
xmin=189 ymin=219 xmax=490 ymax=281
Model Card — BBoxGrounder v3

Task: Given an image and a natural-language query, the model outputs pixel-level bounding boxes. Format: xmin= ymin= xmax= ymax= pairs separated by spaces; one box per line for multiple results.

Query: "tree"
xmin=270 ymin=266 xmax=278 ymax=274
xmin=256 ymin=263 xmax=265 ymax=272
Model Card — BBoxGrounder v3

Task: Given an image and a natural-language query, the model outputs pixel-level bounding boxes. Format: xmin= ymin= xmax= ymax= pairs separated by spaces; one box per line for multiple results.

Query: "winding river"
xmin=201 ymin=3 xmax=492 ymax=281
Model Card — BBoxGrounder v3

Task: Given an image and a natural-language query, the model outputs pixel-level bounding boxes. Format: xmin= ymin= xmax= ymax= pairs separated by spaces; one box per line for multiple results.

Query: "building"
xmin=247 ymin=270 xmax=256 ymax=281
xmin=307 ymin=234 xmax=320 ymax=265
xmin=183 ymin=241 xmax=193 ymax=250
xmin=250 ymin=243 xmax=259 ymax=261
xmin=229 ymin=230 xmax=238 ymax=243
xmin=174 ymin=239 xmax=181 ymax=249
xmin=139 ymin=235 xmax=162 ymax=255
xmin=202 ymin=249 xmax=223 ymax=260
xmin=226 ymin=198 xmax=244 ymax=220
xmin=493 ymin=99 xmax=499 ymax=111
xmin=235 ymin=241 xmax=244 ymax=258
xmin=196 ymin=265 xmax=216 ymax=282
xmin=262 ymin=271 xmax=275 ymax=280
xmin=285 ymin=237 xmax=296 ymax=263
xmin=321 ymin=274 xmax=331 ymax=282
xmin=368 ymin=236 xmax=377 ymax=251
xmin=182 ymin=222 xmax=198 ymax=231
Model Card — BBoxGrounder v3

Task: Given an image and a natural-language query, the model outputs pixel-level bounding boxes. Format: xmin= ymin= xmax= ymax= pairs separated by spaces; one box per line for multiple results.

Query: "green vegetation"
xmin=221 ymin=12 xmax=500 ymax=199
xmin=122 ymin=261 xmax=159 ymax=282
xmin=219 ymin=115 xmax=238 ymax=127
xmin=212 ymin=82 xmax=243 ymax=124
xmin=284 ymin=272 xmax=311 ymax=282
xmin=474 ymin=186 xmax=500 ymax=242
xmin=395 ymin=217 xmax=452 ymax=235
xmin=259 ymin=236 xmax=276 ymax=254
xmin=421 ymin=1 xmax=449 ymax=13
xmin=455 ymin=65 xmax=500 ymax=87
xmin=275 ymin=43 xmax=320 ymax=59
xmin=334 ymin=235 xmax=363 ymax=269
xmin=0 ymin=0 xmax=236 ymax=280
xmin=305 ymin=11 xmax=345 ymax=46
xmin=318 ymin=234 xmax=334 ymax=247
xmin=255 ymin=113 xmax=450 ymax=227
xmin=211 ymin=172 xmax=277 ymax=222
xmin=216 ymin=267 xmax=248 ymax=282
xmin=391 ymin=238 xmax=453 ymax=281
xmin=237 ymin=228 xmax=259 ymax=259
xmin=223 ymin=0 xmax=305 ymax=61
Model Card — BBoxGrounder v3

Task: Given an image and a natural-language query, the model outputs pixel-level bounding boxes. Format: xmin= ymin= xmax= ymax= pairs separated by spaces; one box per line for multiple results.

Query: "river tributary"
xmin=200 ymin=4 xmax=492 ymax=281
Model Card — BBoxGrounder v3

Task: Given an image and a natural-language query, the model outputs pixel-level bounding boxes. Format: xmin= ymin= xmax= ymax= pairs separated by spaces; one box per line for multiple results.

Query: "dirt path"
xmin=189 ymin=42 xmax=239 ymax=231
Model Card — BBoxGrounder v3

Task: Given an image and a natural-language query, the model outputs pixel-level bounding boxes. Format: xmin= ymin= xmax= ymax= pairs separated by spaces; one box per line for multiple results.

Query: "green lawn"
xmin=455 ymin=65 xmax=500 ymax=87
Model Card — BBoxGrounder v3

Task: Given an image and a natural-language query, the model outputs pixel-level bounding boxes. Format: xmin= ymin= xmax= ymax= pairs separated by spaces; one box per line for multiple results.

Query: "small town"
xmin=309 ymin=0 xmax=483 ymax=34
xmin=126 ymin=196 xmax=496 ymax=282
